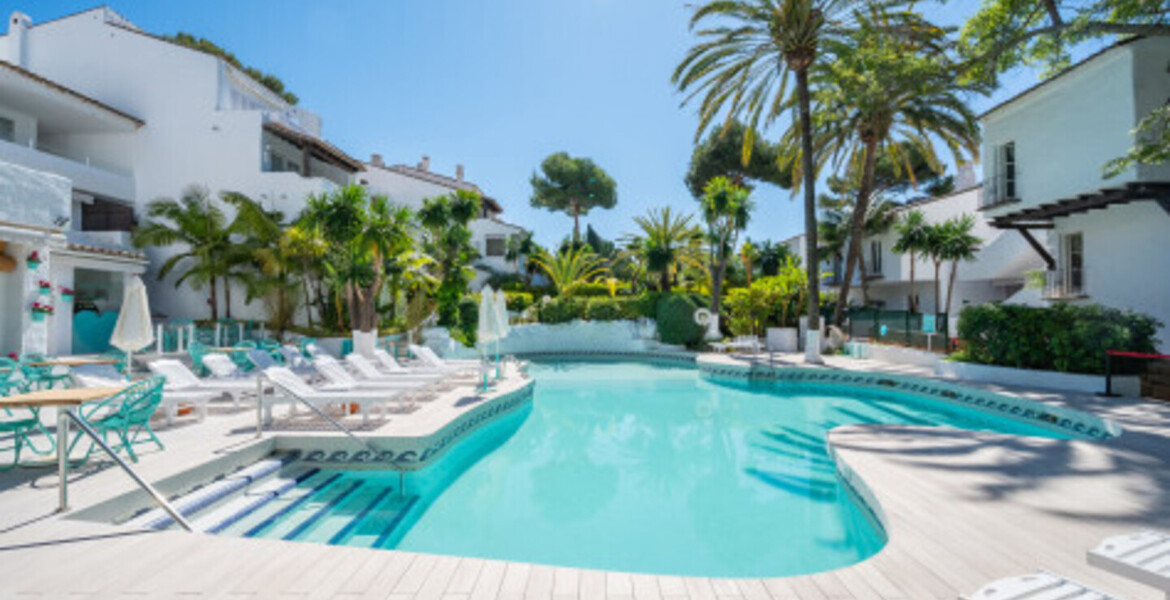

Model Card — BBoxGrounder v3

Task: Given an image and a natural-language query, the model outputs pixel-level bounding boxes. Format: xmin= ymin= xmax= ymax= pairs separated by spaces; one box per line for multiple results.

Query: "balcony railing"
xmin=66 ymin=230 xmax=138 ymax=253
xmin=981 ymin=173 xmax=1020 ymax=209
xmin=1045 ymin=269 xmax=1086 ymax=300
xmin=0 ymin=138 xmax=134 ymax=201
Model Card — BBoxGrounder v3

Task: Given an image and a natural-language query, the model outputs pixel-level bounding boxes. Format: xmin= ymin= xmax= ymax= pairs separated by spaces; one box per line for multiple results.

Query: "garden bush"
xmin=456 ymin=296 xmax=479 ymax=346
xmin=537 ymin=297 xmax=586 ymax=324
xmin=954 ymin=303 xmax=1161 ymax=374
xmin=635 ymin=291 xmax=662 ymax=319
xmin=564 ymin=281 xmax=612 ymax=297
xmin=504 ymin=292 xmax=534 ymax=312
xmin=656 ymin=293 xmax=705 ymax=347
xmin=583 ymin=297 xmax=640 ymax=321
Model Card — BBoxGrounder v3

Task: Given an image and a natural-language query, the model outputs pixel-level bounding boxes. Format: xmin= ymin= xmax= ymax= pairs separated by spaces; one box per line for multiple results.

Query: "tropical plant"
xmin=756 ymin=240 xmax=793 ymax=276
xmin=220 ymin=192 xmax=296 ymax=334
xmin=892 ymin=209 xmax=930 ymax=313
xmin=808 ymin=17 xmax=982 ymax=326
xmin=530 ymin=152 xmax=618 ymax=243
xmin=622 ymin=207 xmax=703 ymax=293
xmin=529 ymin=245 xmax=610 ymax=295
xmin=685 ymin=121 xmax=792 ymax=197
xmin=938 ymin=214 xmax=981 ymax=317
xmin=504 ymin=231 xmax=537 ymax=279
xmin=132 ymin=185 xmax=232 ymax=320
xmin=674 ymin=0 xmax=900 ymax=348
xmin=1105 ymin=104 xmax=1170 ymax=178
xmin=698 ymin=177 xmax=754 ymax=314
xmin=418 ymin=189 xmax=482 ymax=327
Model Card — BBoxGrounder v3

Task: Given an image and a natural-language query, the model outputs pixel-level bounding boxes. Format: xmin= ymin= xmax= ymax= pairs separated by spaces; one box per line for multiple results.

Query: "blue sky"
xmin=8 ymin=1 xmax=1106 ymax=247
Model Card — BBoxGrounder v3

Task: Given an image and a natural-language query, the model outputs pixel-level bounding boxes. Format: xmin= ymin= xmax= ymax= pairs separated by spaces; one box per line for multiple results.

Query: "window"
xmin=485 ymin=236 xmax=507 ymax=257
xmin=992 ymin=141 xmax=1017 ymax=204
xmin=82 ymin=198 xmax=136 ymax=232
xmin=1063 ymin=232 xmax=1084 ymax=296
xmin=869 ymin=240 xmax=883 ymax=275
xmin=0 ymin=116 xmax=14 ymax=143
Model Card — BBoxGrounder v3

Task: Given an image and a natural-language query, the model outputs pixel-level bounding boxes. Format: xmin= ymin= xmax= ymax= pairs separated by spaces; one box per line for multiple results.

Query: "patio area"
xmin=0 ymin=353 xmax=1168 ymax=598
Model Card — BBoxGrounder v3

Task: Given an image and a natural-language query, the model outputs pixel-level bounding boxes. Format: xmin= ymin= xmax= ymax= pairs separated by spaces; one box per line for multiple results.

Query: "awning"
xmin=262 ymin=121 xmax=364 ymax=173
xmin=990 ymin=181 xmax=1170 ymax=229
xmin=990 ymin=181 xmax=1170 ymax=270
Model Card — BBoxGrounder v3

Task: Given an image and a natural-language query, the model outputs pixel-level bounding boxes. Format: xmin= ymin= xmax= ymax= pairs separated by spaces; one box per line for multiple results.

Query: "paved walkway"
xmin=1 ymin=355 xmax=1168 ymax=598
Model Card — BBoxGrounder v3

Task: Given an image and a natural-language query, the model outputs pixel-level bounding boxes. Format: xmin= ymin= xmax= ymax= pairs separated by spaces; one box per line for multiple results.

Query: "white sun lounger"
xmin=962 ymin=570 xmax=1122 ymax=600
xmin=278 ymin=345 xmax=315 ymax=375
xmin=312 ymin=355 xmax=430 ymax=394
xmin=409 ymin=344 xmax=482 ymax=372
xmin=147 ymin=359 xmax=263 ymax=408
xmin=1089 ymin=530 xmax=1170 ymax=598
xmin=262 ymin=366 xmax=407 ymax=425
xmin=201 ymin=353 xmax=250 ymax=379
xmin=372 ymin=348 xmax=444 ymax=375
xmin=75 ymin=364 xmax=215 ymax=427
xmin=345 ymin=354 xmax=448 ymax=388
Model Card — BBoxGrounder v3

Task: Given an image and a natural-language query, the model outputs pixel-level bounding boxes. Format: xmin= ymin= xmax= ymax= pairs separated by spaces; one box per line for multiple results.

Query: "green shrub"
xmin=456 ymin=296 xmax=478 ymax=346
xmin=656 ymin=293 xmax=705 ymax=347
xmin=564 ymin=282 xmax=612 ymax=297
xmin=537 ymin=297 xmax=586 ymax=324
xmin=635 ymin=291 xmax=662 ymax=319
xmin=505 ymin=292 xmax=534 ymax=312
xmin=583 ymin=297 xmax=640 ymax=321
xmin=954 ymin=303 xmax=1161 ymax=374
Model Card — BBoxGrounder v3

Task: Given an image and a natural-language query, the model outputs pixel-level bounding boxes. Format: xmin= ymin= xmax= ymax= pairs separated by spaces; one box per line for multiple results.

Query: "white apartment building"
xmin=0 ymin=43 xmax=148 ymax=357
xmin=980 ymin=36 xmax=1170 ymax=350
xmin=0 ymin=6 xmax=363 ymax=331
xmin=359 ymin=154 xmax=527 ymax=289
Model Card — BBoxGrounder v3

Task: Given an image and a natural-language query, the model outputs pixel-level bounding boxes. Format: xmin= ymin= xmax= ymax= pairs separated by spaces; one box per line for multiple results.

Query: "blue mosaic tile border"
xmin=299 ymin=381 xmax=536 ymax=470
xmin=697 ymin=360 xmax=1121 ymax=440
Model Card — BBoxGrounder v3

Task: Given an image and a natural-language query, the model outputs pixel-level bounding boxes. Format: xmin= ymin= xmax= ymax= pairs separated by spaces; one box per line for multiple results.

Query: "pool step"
xmin=244 ymin=474 xmax=357 ymax=539
xmin=193 ymin=467 xmax=321 ymax=534
xmin=285 ymin=483 xmax=393 ymax=544
xmin=215 ymin=470 xmax=341 ymax=537
xmin=123 ymin=454 xmax=299 ymax=530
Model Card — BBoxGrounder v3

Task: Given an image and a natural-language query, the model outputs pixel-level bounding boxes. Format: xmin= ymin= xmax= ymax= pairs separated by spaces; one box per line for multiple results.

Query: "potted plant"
xmin=30 ymin=302 xmax=53 ymax=322
xmin=764 ymin=258 xmax=808 ymax=353
xmin=26 ymin=251 xmax=41 ymax=270
xmin=60 ymin=286 xmax=74 ymax=302
xmin=38 ymin=279 xmax=51 ymax=295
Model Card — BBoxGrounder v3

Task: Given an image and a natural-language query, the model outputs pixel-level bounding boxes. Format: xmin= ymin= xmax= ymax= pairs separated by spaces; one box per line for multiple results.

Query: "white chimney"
xmin=370 ymin=153 xmax=384 ymax=167
xmin=418 ymin=155 xmax=430 ymax=172
xmin=8 ymin=12 xmax=32 ymax=69
xmin=956 ymin=162 xmax=977 ymax=189
xmin=456 ymin=164 xmax=464 ymax=182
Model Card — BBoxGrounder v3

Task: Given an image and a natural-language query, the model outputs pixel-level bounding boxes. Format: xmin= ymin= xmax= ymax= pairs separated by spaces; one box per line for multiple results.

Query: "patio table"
xmin=0 ymin=386 xmax=126 ymax=512
xmin=25 ymin=357 xmax=121 ymax=368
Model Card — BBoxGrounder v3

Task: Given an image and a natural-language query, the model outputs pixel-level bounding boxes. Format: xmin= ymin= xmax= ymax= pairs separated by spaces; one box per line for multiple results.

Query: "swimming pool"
xmin=225 ymin=359 xmax=1076 ymax=577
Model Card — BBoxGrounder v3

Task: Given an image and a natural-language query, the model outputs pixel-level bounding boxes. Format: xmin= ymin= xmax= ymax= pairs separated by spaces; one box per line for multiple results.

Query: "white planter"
xmin=936 ymin=360 xmax=1141 ymax=397
xmin=766 ymin=327 xmax=799 ymax=352
xmin=352 ymin=329 xmax=377 ymax=358
xmin=804 ymin=329 xmax=823 ymax=364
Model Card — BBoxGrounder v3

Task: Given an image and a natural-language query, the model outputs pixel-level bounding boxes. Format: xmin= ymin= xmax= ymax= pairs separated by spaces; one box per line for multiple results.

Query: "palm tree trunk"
xmin=933 ymin=260 xmax=942 ymax=315
xmin=209 ymin=276 xmax=219 ymax=321
xmin=908 ymin=250 xmax=917 ymax=313
xmin=711 ymin=259 xmax=727 ymax=314
xmin=833 ymin=136 xmax=879 ymax=326
xmin=660 ymin=268 xmax=671 ymax=293
xmin=224 ymin=275 xmax=233 ymax=320
xmin=796 ymin=67 xmax=820 ymax=347
xmin=946 ymin=260 xmax=959 ymax=317
xmin=858 ymin=250 xmax=870 ymax=305
xmin=572 ymin=203 xmax=581 ymax=245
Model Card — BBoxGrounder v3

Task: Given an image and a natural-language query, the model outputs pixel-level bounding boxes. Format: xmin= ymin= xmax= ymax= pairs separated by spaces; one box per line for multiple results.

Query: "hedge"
xmin=504 ymin=292 xmax=534 ymax=312
xmin=537 ymin=297 xmax=586 ymax=324
xmin=954 ymin=303 xmax=1161 ymax=374
xmin=455 ymin=296 xmax=479 ymax=346
xmin=656 ymin=293 xmax=705 ymax=347
xmin=584 ymin=297 xmax=639 ymax=321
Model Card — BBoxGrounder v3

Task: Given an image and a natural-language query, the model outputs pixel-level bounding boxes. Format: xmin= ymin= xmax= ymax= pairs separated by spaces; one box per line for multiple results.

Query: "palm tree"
xmin=756 ymin=240 xmax=792 ymax=276
xmin=529 ymin=246 xmax=610 ymax=295
xmin=674 ymin=0 xmax=876 ymax=357
xmin=505 ymin=231 xmax=537 ymax=278
xmin=938 ymin=214 xmax=980 ymax=317
xmin=810 ymin=18 xmax=983 ymax=325
xmin=622 ymin=207 xmax=703 ymax=293
xmin=418 ymin=189 xmax=481 ymax=327
xmin=699 ymin=176 xmax=753 ymax=314
xmin=856 ymin=197 xmax=898 ymax=303
xmin=132 ymin=185 xmax=231 ymax=320
xmin=892 ymin=209 xmax=930 ymax=313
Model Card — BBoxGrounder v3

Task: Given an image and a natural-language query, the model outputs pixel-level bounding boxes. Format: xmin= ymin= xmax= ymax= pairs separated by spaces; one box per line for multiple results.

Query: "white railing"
xmin=0 ymin=139 xmax=134 ymax=201
xmin=66 ymin=230 xmax=137 ymax=252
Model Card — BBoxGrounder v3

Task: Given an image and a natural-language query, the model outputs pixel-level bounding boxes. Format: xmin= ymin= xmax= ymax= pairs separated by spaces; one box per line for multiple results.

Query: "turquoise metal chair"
xmin=297 ymin=337 xmax=317 ymax=358
xmin=0 ymin=358 xmax=51 ymax=468
xmin=67 ymin=377 xmax=166 ymax=463
xmin=19 ymin=353 xmax=72 ymax=390
xmin=230 ymin=340 xmax=258 ymax=372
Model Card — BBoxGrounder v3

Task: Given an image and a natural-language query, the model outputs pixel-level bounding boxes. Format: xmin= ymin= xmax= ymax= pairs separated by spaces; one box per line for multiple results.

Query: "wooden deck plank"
xmin=469 ymin=560 xmax=508 ymax=600
xmin=553 ymin=567 xmax=581 ymax=599
xmin=525 ymin=564 xmax=556 ymax=599
xmin=416 ymin=555 xmax=462 ymax=600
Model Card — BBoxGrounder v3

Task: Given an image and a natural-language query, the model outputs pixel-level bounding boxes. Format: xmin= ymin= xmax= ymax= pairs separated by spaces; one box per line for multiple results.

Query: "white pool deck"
xmin=2 ymin=353 xmax=1170 ymax=599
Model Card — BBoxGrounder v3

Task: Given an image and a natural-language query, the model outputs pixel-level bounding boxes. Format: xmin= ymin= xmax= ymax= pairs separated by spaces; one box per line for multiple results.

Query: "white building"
xmin=980 ymin=36 xmax=1170 ymax=350
xmin=0 ymin=7 xmax=363 ymax=327
xmin=359 ymin=154 xmax=527 ymax=288
xmin=0 ymin=47 xmax=148 ymax=357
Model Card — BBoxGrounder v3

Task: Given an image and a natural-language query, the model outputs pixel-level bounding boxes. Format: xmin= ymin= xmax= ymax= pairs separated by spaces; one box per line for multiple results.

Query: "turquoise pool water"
xmin=239 ymin=360 xmax=1065 ymax=577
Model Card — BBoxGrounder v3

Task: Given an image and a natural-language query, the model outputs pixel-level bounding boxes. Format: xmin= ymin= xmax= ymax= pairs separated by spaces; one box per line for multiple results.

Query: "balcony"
xmin=0 ymin=139 xmax=134 ymax=202
xmin=1044 ymin=269 xmax=1087 ymax=300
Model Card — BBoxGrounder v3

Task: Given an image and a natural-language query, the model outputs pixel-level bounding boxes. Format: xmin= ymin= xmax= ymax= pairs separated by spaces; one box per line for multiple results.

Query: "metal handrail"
xmin=60 ymin=411 xmax=196 ymax=532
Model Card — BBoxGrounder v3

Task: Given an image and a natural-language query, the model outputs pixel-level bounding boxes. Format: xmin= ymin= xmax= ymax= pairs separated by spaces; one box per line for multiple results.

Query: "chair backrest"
xmin=264 ymin=366 xmax=315 ymax=397
xmin=372 ymin=348 xmax=407 ymax=372
xmin=202 ymin=354 xmax=241 ymax=379
xmin=146 ymin=359 xmax=201 ymax=389
xmin=312 ymin=356 xmax=357 ymax=387
xmin=409 ymin=345 xmax=445 ymax=368
xmin=345 ymin=354 xmax=381 ymax=379
xmin=78 ymin=376 xmax=165 ymax=423
xmin=278 ymin=346 xmax=310 ymax=369
xmin=0 ymin=357 xmax=27 ymax=393
xmin=74 ymin=364 xmax=125 ymax=383
xmin=246 ymin=349 xmax=278 ymax=371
